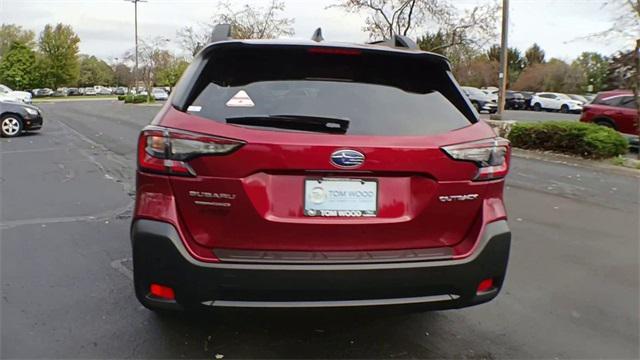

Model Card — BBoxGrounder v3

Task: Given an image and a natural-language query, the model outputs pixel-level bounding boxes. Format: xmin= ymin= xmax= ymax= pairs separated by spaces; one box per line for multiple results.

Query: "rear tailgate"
xmin=159 ymin=41 xmax=494 ymax=255
xmin=163 ymin=109 xmax=494 ymax=252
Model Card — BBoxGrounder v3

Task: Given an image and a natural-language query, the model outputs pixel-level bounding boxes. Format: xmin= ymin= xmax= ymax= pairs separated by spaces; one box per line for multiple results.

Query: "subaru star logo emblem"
xmin=330 ymin=149 xmax=365 ymax=168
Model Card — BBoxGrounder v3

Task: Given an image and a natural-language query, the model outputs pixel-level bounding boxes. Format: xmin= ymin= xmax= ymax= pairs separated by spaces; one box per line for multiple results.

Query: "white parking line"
xmin=0 ymin=147 xmax=62 ymax=155
xmin=110 ymin=258 xmax=133 ymax=280
xmin=0 ymin=202 xmax=133 ymax=230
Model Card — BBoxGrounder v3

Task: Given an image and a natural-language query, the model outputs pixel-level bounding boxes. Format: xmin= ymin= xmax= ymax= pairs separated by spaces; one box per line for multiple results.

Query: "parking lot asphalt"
xmin=1 ymin=100 xmax=638 ymax=359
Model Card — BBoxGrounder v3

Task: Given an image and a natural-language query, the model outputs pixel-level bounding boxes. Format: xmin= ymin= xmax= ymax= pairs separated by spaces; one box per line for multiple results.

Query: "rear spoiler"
xmin=210 ymin=24 xmax=232 ymax=42
xmin=209 ymin=23 xmax=418 ymax=50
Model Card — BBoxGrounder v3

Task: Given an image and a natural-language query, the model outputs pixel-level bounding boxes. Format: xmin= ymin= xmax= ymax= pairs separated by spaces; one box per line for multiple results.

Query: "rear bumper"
xmin=131 ymin=219 xmax=511 ymax=310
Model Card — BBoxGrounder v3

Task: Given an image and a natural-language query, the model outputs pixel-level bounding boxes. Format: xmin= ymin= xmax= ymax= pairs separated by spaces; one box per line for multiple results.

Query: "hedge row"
xmin=507 ymin=121 xmax=628 ymax=159
xmin=119 ymin=94 xmax=153 ymax=104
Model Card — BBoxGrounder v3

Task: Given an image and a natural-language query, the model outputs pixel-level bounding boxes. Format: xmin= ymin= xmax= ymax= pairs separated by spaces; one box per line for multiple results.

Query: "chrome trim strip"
xmin=201 ymin=294 xmax=460 ymax=308
xmin=213 ymin=247 xmax=453 ymax=264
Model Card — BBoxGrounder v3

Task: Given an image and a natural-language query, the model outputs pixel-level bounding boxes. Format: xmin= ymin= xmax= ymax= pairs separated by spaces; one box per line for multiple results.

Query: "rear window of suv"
xmin=594 ymin=94 xmax=636 ymax=108
xmin=176 ymin=43 xmax=474 ymax=136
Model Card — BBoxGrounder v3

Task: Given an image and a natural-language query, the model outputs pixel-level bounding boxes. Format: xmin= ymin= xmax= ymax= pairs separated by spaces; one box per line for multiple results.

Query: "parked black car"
xmin=67 ymin=88 xmax=81 ymax=96
xmin=0 ymin=100 xmax=43 ymax=137
xmin=505 ymin=91 xmax=526 ymax=110
xmin=516 ymin=91 xmax=535 ymax=110
xmin=461 ymin=86 xmax=497 ymax=113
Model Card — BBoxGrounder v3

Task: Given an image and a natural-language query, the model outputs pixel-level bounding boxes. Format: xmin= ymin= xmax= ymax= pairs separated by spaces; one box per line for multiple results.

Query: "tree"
xmin=573 ymin=52 xmax=609 ymax=92
xmin=586 ymin=0 xmax=639 ymax=42
xmin=38 ymin=24 xmax=80 ymax=88
xmin=126 ymin=38 xmax=173 ymax=100
xmin=484 ymin=45 xmax=524 ymax=85
xmin=453 ymin=56 xmax=499 ymax=88
xmin=605 ymin=50 xmax=635 ymax=90
xmin=218 ymin=0 xmax=294 ymax=39
xmin=113 ymin=63 xmax=133 ymax=87
xmin=333 ymin=0 xmax=498 ymax=45
xmin=156 ymin=58 xmax=190 ymax=87
xmin=507 ymin=48 xmax=525 ymax=84
xmin=512 ymin=59 xmax=585 ymax=93
xmin=416 ymin=30 xmax=448 ymax=54
xmin=525 ymin=43 xmax=545 ymax=66
xmin=78 ymin=55 xmax=115 ymax=87
xmin=177 ymin=0 xmax=294 ymax=57
xmin=416 ymin=1 xmax=498 ymax=67
xmin=177 ymin=26 xmax=210 ymax=57
xmin=0 ymin=42 xmax=37 ymax=89
xmin=0 ymin=24 xmax=35 ymax=58
xmin=330 ymin=0 xmax=451 ymax=39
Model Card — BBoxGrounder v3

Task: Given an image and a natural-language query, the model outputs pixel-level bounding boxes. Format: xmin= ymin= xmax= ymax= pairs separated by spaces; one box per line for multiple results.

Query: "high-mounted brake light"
xmin=442 ymin=138 xmax=510 ymax=181
xmin=137 ymin=126 xmax=244 ymax=176
xmin=308 ymin=47 xmax=362 ymax=56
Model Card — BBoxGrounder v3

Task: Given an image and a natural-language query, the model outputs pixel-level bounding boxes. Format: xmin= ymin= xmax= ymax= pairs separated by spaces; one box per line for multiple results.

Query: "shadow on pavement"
xmin=147 ymin=307 xmax=452 ymax=359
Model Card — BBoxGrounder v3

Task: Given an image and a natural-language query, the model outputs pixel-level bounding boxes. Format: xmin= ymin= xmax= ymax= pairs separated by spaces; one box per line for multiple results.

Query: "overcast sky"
xmin=0 ymin=0 xmax=632 ymax=62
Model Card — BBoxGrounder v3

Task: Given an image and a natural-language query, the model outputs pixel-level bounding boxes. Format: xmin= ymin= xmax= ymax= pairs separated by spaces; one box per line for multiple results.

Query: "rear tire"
xmin=533 ymin=103 xmax=542 ymax=111
xmin=1 ymin=115 xmax=23 ymax=137
xmin=594 ymin=118 xmax=616 ymax=130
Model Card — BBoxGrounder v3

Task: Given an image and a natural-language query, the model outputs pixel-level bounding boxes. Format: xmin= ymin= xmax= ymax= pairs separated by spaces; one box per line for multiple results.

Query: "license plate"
xmin=304 ymin=178 xmax=377 ymax=217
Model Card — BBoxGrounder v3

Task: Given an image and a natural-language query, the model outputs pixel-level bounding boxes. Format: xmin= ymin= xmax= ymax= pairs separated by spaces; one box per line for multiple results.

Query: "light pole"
xmin=125 ymin=0 xmax=146 ymax=91
xmin=495 ymin=0 xmax=509 ymax=120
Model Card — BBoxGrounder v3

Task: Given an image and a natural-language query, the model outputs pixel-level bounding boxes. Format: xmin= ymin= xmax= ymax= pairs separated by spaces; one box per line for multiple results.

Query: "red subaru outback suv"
xmin=132 ymin=27 xmax=512 ymax=312
xmin=580 ymin=90 xmax=638 ymax=135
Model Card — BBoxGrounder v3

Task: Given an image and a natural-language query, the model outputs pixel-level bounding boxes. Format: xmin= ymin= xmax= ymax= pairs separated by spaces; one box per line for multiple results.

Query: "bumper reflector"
xmin=150 ymin=283 xmax=175 ymax=300
xmin=477 ymin=278 xmax=494 ymax=293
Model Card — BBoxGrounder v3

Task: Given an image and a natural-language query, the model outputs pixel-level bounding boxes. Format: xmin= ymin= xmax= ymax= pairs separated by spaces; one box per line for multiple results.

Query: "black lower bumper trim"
xmin=131 ymin=220 xmax=511 ymax=310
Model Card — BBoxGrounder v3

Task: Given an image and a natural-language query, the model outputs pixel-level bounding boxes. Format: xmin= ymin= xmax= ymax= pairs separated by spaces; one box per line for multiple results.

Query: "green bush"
xmin=123 ymin=94 xmax=152 ymax=104
xmin=117 ymin=95 xmax=126 ymax=101
xmin=507 ymin=121 xmax=628 ymax=159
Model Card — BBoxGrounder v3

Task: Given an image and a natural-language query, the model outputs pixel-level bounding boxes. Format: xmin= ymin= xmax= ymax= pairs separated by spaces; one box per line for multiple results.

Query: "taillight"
xmin=137 ymin=125 xmax=244 ymax=176
xmin=442 ymin=137 xmax=510 ymax=181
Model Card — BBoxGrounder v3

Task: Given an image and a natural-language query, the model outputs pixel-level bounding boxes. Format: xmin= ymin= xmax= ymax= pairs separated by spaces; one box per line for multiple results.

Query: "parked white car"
xmin=98 ymin=88 xmax=113 ymax=95
xmin=530 ymin=92 xmax=583 ymax=113
xmin=84 ymin=87 xmax=97 ymax=95
xmin=0 ymin=84 xmax=33 ymax=104
xmin=482 ymin=89 xmax=498 ymax=102
xmin=151 ymin=88 xmax=168 ymax=101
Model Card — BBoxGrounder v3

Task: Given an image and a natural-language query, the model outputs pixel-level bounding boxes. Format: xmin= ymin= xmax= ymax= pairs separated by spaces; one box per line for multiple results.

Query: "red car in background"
xmin=580 ymin=90 xmax=638 ymax=135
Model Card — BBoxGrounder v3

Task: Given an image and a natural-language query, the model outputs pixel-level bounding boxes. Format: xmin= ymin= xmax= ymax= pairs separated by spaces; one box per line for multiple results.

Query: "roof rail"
xmin=368 ymin=35 xmax=418 ymax=50
xmin=311 ymin=27 xmax=324 ymax=42
xmin=210 ymin=24 xmax=232 ymax=42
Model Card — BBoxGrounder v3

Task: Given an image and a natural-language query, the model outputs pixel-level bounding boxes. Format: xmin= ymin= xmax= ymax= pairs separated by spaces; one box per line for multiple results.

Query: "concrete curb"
xmin=512 ymin=148 xmax=640 ymax=177
xmin=484 ymin=119 xmax=516 ymax=138
xmin=32 ymin=97 xmax=118 ymax=104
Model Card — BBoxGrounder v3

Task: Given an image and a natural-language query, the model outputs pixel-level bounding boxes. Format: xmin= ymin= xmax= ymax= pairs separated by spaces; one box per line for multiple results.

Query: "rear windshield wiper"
xmin=226 ymin=115 xmax=349 ymax=134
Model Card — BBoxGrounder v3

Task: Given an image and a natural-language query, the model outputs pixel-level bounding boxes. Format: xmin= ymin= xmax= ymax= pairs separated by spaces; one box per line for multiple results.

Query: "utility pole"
xmin=495 ymin=0 xmax=509 ymax=120
xmin=125 ymin=0 xmax=146 ymax=92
